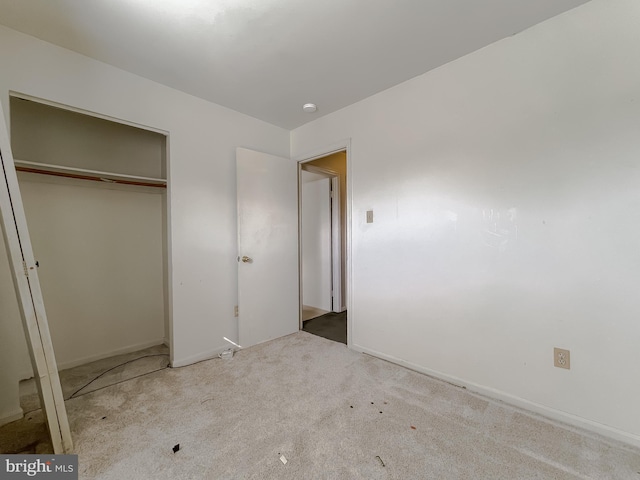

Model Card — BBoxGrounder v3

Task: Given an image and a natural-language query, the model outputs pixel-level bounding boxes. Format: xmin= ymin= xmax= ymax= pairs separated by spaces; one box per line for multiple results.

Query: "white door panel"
xmin=0 ymin=103 xmax=72 ymax=452
xmin=236 ymin=148 xmax=298 ymax=348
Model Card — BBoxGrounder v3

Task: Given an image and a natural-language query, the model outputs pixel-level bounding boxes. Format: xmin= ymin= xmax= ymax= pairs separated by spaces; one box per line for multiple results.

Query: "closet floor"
xmin=1 ymin=343 xmax=169 ymax=454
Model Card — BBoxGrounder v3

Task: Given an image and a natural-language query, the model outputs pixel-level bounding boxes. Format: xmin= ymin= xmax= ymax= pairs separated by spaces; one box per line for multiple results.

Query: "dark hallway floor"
xmin=302 ymin=310 xmax=347 ymax=344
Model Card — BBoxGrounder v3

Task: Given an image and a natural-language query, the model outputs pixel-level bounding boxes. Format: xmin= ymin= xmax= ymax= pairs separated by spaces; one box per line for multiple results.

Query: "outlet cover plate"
xmin=554 ymin=348 xmax=570 ymax=369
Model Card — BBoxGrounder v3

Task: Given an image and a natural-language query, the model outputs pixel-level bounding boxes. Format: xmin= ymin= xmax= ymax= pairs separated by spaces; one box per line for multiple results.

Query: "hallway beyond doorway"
xmin=302 ymin=305 xmax=329 ymax=321
xmin=302 ymin=311 xmax=347 ymax=344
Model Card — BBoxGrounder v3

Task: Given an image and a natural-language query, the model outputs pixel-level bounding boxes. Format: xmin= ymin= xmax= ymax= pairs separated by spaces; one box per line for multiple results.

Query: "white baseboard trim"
xmin=352 ymin=343 xmax=640 ymax=449
xmin=0 ymin=408 xmax=24 ymax=427
xmin=56 ymin=338 xmax=167 ymax=371
xmin=171 ymin=345 xmax=229 ymax=368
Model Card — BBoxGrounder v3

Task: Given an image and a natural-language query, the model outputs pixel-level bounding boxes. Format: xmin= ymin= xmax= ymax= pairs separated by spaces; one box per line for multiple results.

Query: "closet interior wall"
xmin=2 ymin=96 xmax=168 ymax=377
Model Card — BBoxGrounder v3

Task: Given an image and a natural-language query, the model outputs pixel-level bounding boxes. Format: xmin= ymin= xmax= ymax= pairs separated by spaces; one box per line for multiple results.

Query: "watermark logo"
xmin=1 ymin=455 xmax=77 ymax=479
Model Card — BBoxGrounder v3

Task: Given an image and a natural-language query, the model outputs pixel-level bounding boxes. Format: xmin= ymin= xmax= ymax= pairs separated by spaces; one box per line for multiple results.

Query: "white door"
xmin=236 ymin=147 xmax=299 ymax=348
xmin=301 ymin=172 xmax=332 ymax=311
xmin=0 ymin=104 xmax=72 ymax=452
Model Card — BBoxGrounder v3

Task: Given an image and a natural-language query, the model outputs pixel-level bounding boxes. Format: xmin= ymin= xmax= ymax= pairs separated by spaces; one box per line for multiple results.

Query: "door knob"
xmin=241 ymin=256 xmax=252 ymax=263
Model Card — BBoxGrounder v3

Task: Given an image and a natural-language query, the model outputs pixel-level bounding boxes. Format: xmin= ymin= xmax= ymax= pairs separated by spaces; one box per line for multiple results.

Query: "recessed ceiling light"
xmin=302 ymin=103 xmax=317 ymax=113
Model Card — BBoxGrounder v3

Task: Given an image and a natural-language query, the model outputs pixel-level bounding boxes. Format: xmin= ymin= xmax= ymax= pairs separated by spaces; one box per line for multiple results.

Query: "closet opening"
xmin=7 ymin=94 xmax=171 ymax=418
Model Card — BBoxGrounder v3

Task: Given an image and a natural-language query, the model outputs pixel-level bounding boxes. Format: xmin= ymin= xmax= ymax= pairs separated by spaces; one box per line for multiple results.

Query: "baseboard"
xmin=352 ymin=343 xmax=640 ymax=449
xmin=0 ymin=408 xmax=24 ymax=427
xmin=56 ymin=338 xmax=167 ymax=371
xmin=171 ymin=345 xmax=229 ymax=368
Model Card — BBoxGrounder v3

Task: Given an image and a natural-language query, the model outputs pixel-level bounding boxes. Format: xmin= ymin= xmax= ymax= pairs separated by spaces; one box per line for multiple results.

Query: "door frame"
xmin=295 ymin=139 xmax=352 ymax=347
xmin=8 ymin=91 xmax=174 ymax=364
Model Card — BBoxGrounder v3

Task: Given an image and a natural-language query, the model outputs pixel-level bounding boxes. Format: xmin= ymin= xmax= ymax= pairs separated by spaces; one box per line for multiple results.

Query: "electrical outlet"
xmin=234 ymin=305 xmax=239 ymax=317
xmin=554 ymin=348 xmax=570 ymax=369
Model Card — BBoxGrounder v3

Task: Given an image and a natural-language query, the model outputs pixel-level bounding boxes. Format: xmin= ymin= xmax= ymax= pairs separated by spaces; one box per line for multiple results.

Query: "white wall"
xmin=292 ymin=0 xmax=640 ymax=446
xmin=0 ymin=232 xmax=32 ymax=424
xmin=0 ymin=25 xmax=289 ymax=422
xmin=301 ymin=171 xmax=332 ymax=311
xmin=17 ymin=174 xmax=166 ymax=369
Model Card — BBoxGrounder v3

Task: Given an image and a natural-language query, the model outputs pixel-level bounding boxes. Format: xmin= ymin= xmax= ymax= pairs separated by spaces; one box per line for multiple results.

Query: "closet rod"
xmin=15 ymin=166 xmax=167 ymax=188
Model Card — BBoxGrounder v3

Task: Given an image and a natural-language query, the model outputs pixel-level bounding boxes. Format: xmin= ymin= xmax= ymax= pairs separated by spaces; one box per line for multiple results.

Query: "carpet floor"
xmin=2 ymin=332 xmax=640 ymax=479
xmin=1 ymin=345 xmax=170 ymax=455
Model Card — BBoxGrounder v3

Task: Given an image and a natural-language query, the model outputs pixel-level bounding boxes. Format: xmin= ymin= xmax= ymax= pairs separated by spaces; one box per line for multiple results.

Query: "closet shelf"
xmin=13 ymin=160 xmax=167 ymax=188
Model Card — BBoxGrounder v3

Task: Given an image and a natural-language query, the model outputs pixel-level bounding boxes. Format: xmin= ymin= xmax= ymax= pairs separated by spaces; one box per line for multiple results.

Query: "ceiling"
xmin=0 ymin=0 xmax=589 ymax=129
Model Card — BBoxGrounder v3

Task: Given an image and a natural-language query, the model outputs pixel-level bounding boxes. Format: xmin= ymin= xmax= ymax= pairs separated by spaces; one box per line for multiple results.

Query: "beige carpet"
xmin=4 ymin=332 xmax=640 ymax=478
xmin=1 ymin=345 xmax=170 ymax=455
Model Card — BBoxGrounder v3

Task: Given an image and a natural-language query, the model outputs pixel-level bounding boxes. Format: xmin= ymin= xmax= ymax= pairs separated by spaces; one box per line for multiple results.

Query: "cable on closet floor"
xmin=67 ymin=354 xmax=170 ymax=399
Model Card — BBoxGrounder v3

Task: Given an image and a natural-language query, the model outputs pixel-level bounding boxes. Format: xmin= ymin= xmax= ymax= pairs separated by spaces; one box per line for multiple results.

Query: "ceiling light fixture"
xmin=302 ymin=103 xmax=317 ymax=113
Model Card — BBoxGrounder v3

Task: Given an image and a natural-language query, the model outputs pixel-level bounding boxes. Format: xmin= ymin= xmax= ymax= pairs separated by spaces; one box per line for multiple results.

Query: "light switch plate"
xmin=366 ymin=210 xmax=374 ymax=223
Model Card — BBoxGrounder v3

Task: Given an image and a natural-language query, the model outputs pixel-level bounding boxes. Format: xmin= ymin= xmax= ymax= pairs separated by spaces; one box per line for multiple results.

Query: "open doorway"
xmin=299 ymin=150 xmax=347 ymax=344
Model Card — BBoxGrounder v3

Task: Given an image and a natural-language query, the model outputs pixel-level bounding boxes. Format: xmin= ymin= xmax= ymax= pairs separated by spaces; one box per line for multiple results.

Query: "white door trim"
xmin=9 ymin=91 xmax=170 ymax=136
xmin=9 ymin=91 xmax=173 ymax=366
xmin=330 ymin=176 xmax=342 ymax=312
